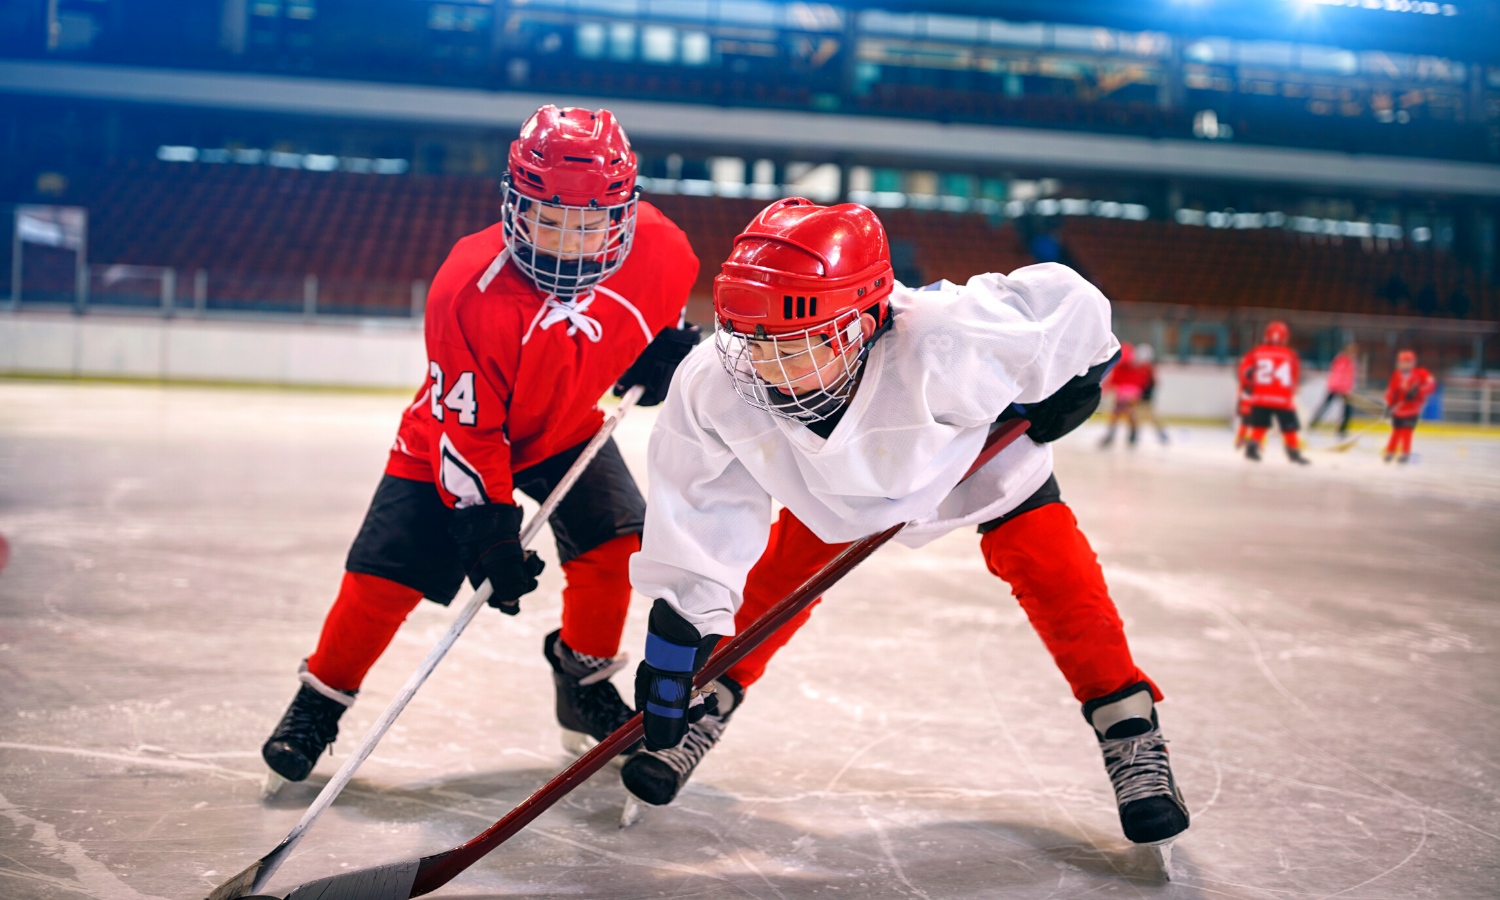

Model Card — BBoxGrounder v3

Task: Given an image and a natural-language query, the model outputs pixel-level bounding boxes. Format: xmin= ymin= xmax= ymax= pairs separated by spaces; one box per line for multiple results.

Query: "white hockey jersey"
xmin=631 ymin=263 xmax=1120 ymax=638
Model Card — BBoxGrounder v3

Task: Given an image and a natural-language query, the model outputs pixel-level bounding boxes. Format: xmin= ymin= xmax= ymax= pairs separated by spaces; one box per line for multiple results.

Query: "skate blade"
xmin=619 ymin=791 xmax=644 ymax=829
xmin=261 ymin=768 xmax=288 ymax=800
xmin=1146 ymin=839 xmax=1174 ymax=881
xmin=561 ymin=729 xmax=628 ymax=769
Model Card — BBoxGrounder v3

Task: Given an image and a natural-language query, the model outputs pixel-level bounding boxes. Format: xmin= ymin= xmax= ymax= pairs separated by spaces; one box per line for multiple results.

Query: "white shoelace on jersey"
xmin=1099 ymin=727 xmax=1175 ymax=806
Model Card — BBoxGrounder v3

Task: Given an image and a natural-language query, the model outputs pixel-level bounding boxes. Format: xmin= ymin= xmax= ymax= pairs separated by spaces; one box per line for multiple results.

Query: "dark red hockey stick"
xmin=246 ymin=418 xmax=1030 ymax=900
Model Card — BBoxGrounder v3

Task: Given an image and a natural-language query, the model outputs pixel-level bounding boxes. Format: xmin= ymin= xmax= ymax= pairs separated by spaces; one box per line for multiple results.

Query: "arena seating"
xmin=43 ymin=162 xmax=1496 ymax=324
xmin=1061 ymin=217 xmax=1497 ymax=321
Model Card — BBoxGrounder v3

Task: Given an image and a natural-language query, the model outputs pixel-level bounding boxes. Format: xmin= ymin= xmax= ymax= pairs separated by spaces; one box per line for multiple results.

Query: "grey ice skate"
xmin=619 ymin=676 xmax=743 ymax=827
xmin=1082 ymin=680 xmax=1189 ymax=880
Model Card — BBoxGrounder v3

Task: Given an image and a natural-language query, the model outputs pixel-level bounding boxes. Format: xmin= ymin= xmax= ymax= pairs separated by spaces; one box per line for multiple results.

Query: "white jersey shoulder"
xmin=633 ymin=262 xmax=1119 ymax=637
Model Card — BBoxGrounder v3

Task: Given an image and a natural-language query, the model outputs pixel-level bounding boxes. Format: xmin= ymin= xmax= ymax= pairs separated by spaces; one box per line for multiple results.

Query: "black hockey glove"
xmin=635 ymin=598 xmax=723 ymax=751
xmin=1000 ymin=349 xmax=1121 ymax=443
xmin=448 ymin=502 xmax=544 ymax=615
xmin=614 ymin=323 xmax=702 ymax=407
xmin=1404 ymin=386 xmax=1420 ymax=402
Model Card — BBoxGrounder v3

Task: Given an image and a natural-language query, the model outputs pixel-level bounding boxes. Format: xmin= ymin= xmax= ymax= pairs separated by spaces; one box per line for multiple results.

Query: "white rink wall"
xmin=1151 ymin=361 xmax=1329 ymax=420
xmin=0 ymin=310 xmax=425 ymax=389
xmin=0 ymin=311 xmax=1328 ymax=418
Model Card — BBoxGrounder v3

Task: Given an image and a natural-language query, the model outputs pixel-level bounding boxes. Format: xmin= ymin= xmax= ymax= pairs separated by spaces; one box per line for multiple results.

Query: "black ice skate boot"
xmin=544 ymin=629 xmax=637 ymax=759
xmin=261 ymin=662 xmax=356 ymax=788
xmin=620 ymin=676 xmax=743 ymax=816
xmin=1082 ymin=681 xmax=1189 ymax=876
xmin=1287 ymin=447 xmax=1310 ymax=465
xmin=1244 ymin=440 xmax=1262 ymax=461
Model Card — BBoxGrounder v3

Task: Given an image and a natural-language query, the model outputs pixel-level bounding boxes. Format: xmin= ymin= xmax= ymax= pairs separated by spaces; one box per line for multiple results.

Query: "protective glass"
xmin=500 ymin=176 xmax=638 ymax=297
xmin=714 ymin=308 xmax=865 ymax=423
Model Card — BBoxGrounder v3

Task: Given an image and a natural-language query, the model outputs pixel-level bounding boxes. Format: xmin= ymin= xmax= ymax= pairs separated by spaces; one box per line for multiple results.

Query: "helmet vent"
xmin=610 ymin=157 xmax=623 ymax=165
xmin=563 ymin=156 xmax=594 ymax=163
xmin=608 ymin=181 xmax=624 ymax=190
xmin=783 ymin=296 xmax=817 ymax=319
xmin=523 ymin=169 xmax=545 ymax=185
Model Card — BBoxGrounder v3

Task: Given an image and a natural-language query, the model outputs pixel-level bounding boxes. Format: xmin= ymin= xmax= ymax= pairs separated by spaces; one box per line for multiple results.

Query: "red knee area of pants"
xmin=1284 ymin=431 xmax=1301 ymax=450
xmin=1385 ymin=426 xmax=1414 ymax=453
xmin=725 ymin=509 xmax=848 ymax=688
xmin=559 ymin=533 xmax=639 ymax=659
xmin=307 ymin=571 xmax=423 ymax=692
xmin=981 ymin=504 xmax=1160 ymax=704
xmin=1249 ymin=427 xmax=1268 ymax=445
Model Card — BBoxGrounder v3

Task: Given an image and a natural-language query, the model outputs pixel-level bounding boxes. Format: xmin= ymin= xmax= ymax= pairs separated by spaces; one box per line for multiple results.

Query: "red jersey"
xmin=1107 ymin=360 xmax=1155 ymax=393
xmin=1239 ymin=344 xmax=1300 ymax=410
xmin=386 ymin=201 xmax=699 ymax=508
xmin=1385 ymin=367 xmax=1435 ymax=419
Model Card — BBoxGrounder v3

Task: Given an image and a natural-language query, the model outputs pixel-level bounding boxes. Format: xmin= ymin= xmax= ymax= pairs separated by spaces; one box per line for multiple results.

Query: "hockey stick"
xmin=207 ymin=384 xmax=647 ymax=900
xmin=237 ymin=417 xmax=1032 ymax=900
xmin=1326 ymin=413 xmax=1390 ymax=453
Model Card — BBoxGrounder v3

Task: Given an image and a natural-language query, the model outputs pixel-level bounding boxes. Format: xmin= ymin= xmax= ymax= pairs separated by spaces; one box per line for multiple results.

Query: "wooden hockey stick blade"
xmin=259 ymin=418 xmax=1032 ymax=899
xmin=1326 ymin=418 xmax=1387 ymax=453
xmin=205 ymin=387 xmax=646 ymax=900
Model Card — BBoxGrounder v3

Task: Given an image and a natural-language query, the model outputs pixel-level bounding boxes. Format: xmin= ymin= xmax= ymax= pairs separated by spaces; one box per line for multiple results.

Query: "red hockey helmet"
xmin=501 ymin=105 xmax=639 ymax=297
xmin=713 ymin=199 xmax=894 ymax=422
xmin=1264 ymin=321 xmax=1289 ymax=345
xmin=1397 ymin=349 xmax=1417 ymax=368
xmin=1117 ymin=342 xmax=1135 ymax=366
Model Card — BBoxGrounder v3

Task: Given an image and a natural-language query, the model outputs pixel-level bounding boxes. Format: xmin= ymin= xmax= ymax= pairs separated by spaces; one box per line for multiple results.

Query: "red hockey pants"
xmin=307 ymin=533 xmax=640 ymax=692
xmin=724 ymin=503 xmax=1160 ymax=705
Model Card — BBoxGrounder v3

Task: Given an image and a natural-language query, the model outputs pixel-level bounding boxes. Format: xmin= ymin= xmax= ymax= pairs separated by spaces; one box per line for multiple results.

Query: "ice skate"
xmin=1383 ymin=450 xmax=1396 ymax=463
xmin=1082 ymin=681 xmax=1188 ymax=880
xmin=260 ymin=664 xmax=356 ymax=784
xmin=544 ymin=630 xmax=637 ymax=764
xmin=1286 ymin=447 xmax=1310 ymax=465
xmin=1397 ymin=453 xmax=1410 ymax=464
xmin=620 ymin=676 xmax=742 ymax=822
xmin=1098 ymin=431 xmax=1115 ymax=449
xmin=1244 ymin=440 xmax=1261 ymax=461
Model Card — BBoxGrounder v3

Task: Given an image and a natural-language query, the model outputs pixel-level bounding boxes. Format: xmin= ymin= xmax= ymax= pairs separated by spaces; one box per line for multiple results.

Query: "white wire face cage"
xmin=500 ymin=176 xmax=639 ymax=298
xmin=714 ymin=307 xmax=866 ymax=423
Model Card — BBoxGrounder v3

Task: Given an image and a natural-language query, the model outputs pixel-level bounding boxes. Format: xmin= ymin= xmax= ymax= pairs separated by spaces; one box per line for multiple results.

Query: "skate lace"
xmin=1099 ymin=728 xmax=1174 ymax=806
xmin=650 ymin=714 xmax=727 ymax=780
xmin=281 ymin=701 xmax=340 ymax=754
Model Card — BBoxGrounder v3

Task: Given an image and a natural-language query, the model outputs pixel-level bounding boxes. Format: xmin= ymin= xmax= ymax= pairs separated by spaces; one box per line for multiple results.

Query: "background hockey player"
xmin=1383 ymin=349 xmax=1436 ymax=464
xmin=1237 ymin=321 xmax=1309 ymax=464
xmin=259 ymin=105 xmax=700 ymax=785
xmin=1132 ymin=344 xmax=1170 ymax=444
xmin=1309 ymin=341 xmax=1359 ymax=436
xmin=623 ymin=198 xmax=1189 ymax=859
xmin=1098 ymin=342 xmax=1165 ymax=447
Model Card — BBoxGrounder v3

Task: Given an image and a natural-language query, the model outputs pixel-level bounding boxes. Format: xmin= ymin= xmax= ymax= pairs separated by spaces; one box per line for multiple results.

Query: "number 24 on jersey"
xmin=429 ymin=362 xmax=478 ymax=425
xmin=1254 ymin=358 xmax=1294 ymax=387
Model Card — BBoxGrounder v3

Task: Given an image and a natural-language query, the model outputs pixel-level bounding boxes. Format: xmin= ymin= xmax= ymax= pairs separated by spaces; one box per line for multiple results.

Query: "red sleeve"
xmin=422 ymin=231 xmax=520 ymax=510
xmin=1385 ymin=375 xmax=1399 ymax=408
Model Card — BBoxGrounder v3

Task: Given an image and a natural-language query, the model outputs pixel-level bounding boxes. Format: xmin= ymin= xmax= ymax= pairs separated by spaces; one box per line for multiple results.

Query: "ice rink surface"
xmin=1 ymin=380 xmax=1497 ymax=900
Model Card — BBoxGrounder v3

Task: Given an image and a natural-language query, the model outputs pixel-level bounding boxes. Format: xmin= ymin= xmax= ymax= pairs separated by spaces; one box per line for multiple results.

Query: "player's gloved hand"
xmin=614 ymin=323 xmax=702 ymax=407
xmin=448 ymin=502 xmax=544 ymax=614
xmin=1000 ymin=348 xmax=1120 ymax=443
xmin=1404 ymin=386 xmax=1420 ymax=401
xmin=635 ymin=598 xmax=722 ymax=751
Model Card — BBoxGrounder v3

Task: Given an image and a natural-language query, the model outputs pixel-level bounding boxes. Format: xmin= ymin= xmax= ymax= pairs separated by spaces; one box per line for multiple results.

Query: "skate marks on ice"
xmin=1099 ymin=563 xmax=1497 ymax=898
xmin=0 ymin=787 xmax=171 ymax=900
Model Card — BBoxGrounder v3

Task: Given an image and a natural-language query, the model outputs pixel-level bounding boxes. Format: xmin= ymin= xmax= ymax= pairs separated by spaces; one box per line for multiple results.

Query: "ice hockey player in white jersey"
xmin=622 ymin=198 xmax=1190 ymax=860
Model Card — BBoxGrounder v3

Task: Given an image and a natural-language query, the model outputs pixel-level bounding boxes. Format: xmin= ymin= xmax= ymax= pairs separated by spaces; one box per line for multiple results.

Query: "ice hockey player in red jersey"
xmin=259 ymin=105 xmax=700 ymax=785
xmin=1383 ymin=350 xmax=1435 ymax=464
xmin=1098 ymin=342 xmax=1164 ymax=447
xmin=623 ymin=199 xmax=1189 ymax=862
xmin=1237 ymin=321 xmax=1310 ymax=464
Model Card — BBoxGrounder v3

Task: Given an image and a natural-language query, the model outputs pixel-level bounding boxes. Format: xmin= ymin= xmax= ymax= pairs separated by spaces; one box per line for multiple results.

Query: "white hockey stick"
xmin=209 ymin=384 xmax=646 ymax=900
